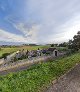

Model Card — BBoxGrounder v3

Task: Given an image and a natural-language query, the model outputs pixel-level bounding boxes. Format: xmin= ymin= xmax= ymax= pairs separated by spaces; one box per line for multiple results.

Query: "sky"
xmin=0 ymin=0 xmax=80 ymax=45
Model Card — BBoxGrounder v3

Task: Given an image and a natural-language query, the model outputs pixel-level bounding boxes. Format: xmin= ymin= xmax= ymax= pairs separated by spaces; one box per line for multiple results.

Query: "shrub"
xmin=2 ymin=53 xmax=10 ymax=59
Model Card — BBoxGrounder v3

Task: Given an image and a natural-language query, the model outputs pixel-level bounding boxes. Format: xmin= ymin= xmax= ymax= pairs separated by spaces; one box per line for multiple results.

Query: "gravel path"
xmin=46 ymin=63 xmax=80 ymax=92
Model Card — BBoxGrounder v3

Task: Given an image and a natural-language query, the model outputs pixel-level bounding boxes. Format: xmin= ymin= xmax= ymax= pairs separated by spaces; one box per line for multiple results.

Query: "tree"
xmin=59 ymin=42 xmax=68 ymax=47
xmin=51 ymin=44 xmax=54 ymax=47
xmin=68 ymin=31 xmax=80 ymax=51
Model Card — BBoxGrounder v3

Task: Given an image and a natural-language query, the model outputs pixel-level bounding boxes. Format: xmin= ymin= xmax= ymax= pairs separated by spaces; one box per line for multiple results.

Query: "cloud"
xmin=47 ymin=14 xmax=80 ymax=43
xmin=5 ymin=15 xmax=41 ymax=43
xmin=0 ymin=29 xmax=26 ymax=42
xmin=14 ymin=23 xmax=40 ymax=42
xmin=24 ymin=0 xmax=80 ymax=43
xmin=0 ymin=28 xmax=38 ymax=43
xmin=1 ymin=0 xmax=80 ymax=44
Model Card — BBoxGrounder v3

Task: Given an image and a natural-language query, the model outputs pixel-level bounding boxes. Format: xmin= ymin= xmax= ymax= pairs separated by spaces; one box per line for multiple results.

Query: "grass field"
xmin=0 ymin=52 xmax=80 ymax=92
xmin=0 ymin=45 xmax=67 ymax=58
xmin=0 ymin=45 xmax=50 ymax=58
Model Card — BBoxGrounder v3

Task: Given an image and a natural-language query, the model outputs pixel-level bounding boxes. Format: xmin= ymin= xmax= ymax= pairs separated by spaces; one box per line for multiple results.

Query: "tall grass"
xmin=0 ymin=53 xmax=80 ymax=92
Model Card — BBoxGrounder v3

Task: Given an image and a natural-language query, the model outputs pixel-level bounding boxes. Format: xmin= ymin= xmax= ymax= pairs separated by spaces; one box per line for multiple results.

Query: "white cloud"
xmin=25 ymin=0 xmax=80 ymax=43
xmin=0 ymin=29 xmax=26 ymax=42
xmin=4 ymin=15 xmax=41 ymax=43
xmin=62 ymin=15 xmax=80 ymax=40
xmin=0 ymin=29 xmax=38 ymax=43
xmin=1 ymin=0 xmax=80 ymax=44
xmin=48 ymin=14 xmax=80 ymax=43
xmin=13 ymin=23 xmax=41 ymax=43
xmin=15 ymin=23 xmax=39 ymax=36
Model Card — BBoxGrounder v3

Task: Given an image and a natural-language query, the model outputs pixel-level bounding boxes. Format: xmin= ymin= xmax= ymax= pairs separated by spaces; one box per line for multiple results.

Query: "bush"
xmin=2 ymin=53 xmax=10 ymax=59
xmin=0 ymin=48 xmax=1 ymax=51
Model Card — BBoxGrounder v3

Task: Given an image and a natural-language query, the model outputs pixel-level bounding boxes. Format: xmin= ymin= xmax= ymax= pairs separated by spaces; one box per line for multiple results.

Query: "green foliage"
xmin=1 ymin=53 xmax=10 ymax=59
xmin=0 ymin=53 xmax=80 ymax=92
xmin=51 ymin=44 xmax=54 ymax=47
xmin=59 ymin=42 xmax=68 ymax=47
xmin=0 ymin=45 xmax=50 ymax=58
xmin=68 ymin=31 xmax=80 ymax=51
xmin=56 ymin=47 xmax=68 ymax=51
xmin=0 ymin=48 xmax=1 ymax=51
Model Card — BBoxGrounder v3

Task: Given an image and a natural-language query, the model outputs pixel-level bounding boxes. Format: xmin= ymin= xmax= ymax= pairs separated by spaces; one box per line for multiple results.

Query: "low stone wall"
xmin=0 ymin=52 xmax=67 ymax=75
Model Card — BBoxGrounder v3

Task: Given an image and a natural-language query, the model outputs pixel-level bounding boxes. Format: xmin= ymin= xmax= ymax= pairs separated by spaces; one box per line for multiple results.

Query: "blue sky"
xmin=0 ymin=0 xmax=80 ymax=45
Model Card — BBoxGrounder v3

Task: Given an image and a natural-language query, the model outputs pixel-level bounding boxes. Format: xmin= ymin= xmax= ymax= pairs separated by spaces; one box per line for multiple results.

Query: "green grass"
xmin=0 ymin=45 xmax=68 ymax=58
xmin=0 ymin=53 xmax=80 ymax=92
xmin=0 ymin=45 xmax=50 ymax=58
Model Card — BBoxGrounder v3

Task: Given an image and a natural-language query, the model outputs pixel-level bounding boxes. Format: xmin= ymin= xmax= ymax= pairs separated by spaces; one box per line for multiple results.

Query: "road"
xmin=46 ymin=63 xmax=80 ymax=92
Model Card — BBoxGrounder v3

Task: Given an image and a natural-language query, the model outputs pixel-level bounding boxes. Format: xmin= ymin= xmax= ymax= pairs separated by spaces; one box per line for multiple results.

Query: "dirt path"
xmin=46 ymin=63 xmax=80 ymax=92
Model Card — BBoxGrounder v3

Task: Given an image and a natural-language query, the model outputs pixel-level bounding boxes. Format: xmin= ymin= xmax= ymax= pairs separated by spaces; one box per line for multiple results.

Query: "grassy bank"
xmin=0 ymin=53 xmax=80 ymax=92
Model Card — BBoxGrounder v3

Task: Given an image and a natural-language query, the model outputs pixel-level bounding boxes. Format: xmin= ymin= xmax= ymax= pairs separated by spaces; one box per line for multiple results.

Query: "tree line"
xmin=51 ymin=31 xmax=80 ymax=51
xmin=68 ymin=31 xmax=80 ymax=51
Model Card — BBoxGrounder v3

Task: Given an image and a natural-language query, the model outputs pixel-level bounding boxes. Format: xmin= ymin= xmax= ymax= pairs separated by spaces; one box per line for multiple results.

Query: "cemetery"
xmin=0 ymin=47 xmax=66 ymax=74
xmin=0 ymin=47 xmax=64 ymax=63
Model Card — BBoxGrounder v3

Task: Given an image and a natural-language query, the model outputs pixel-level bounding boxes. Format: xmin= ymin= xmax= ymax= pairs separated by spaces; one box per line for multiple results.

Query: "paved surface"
xmin=46 ymin=63 xmax=80 ymax=92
